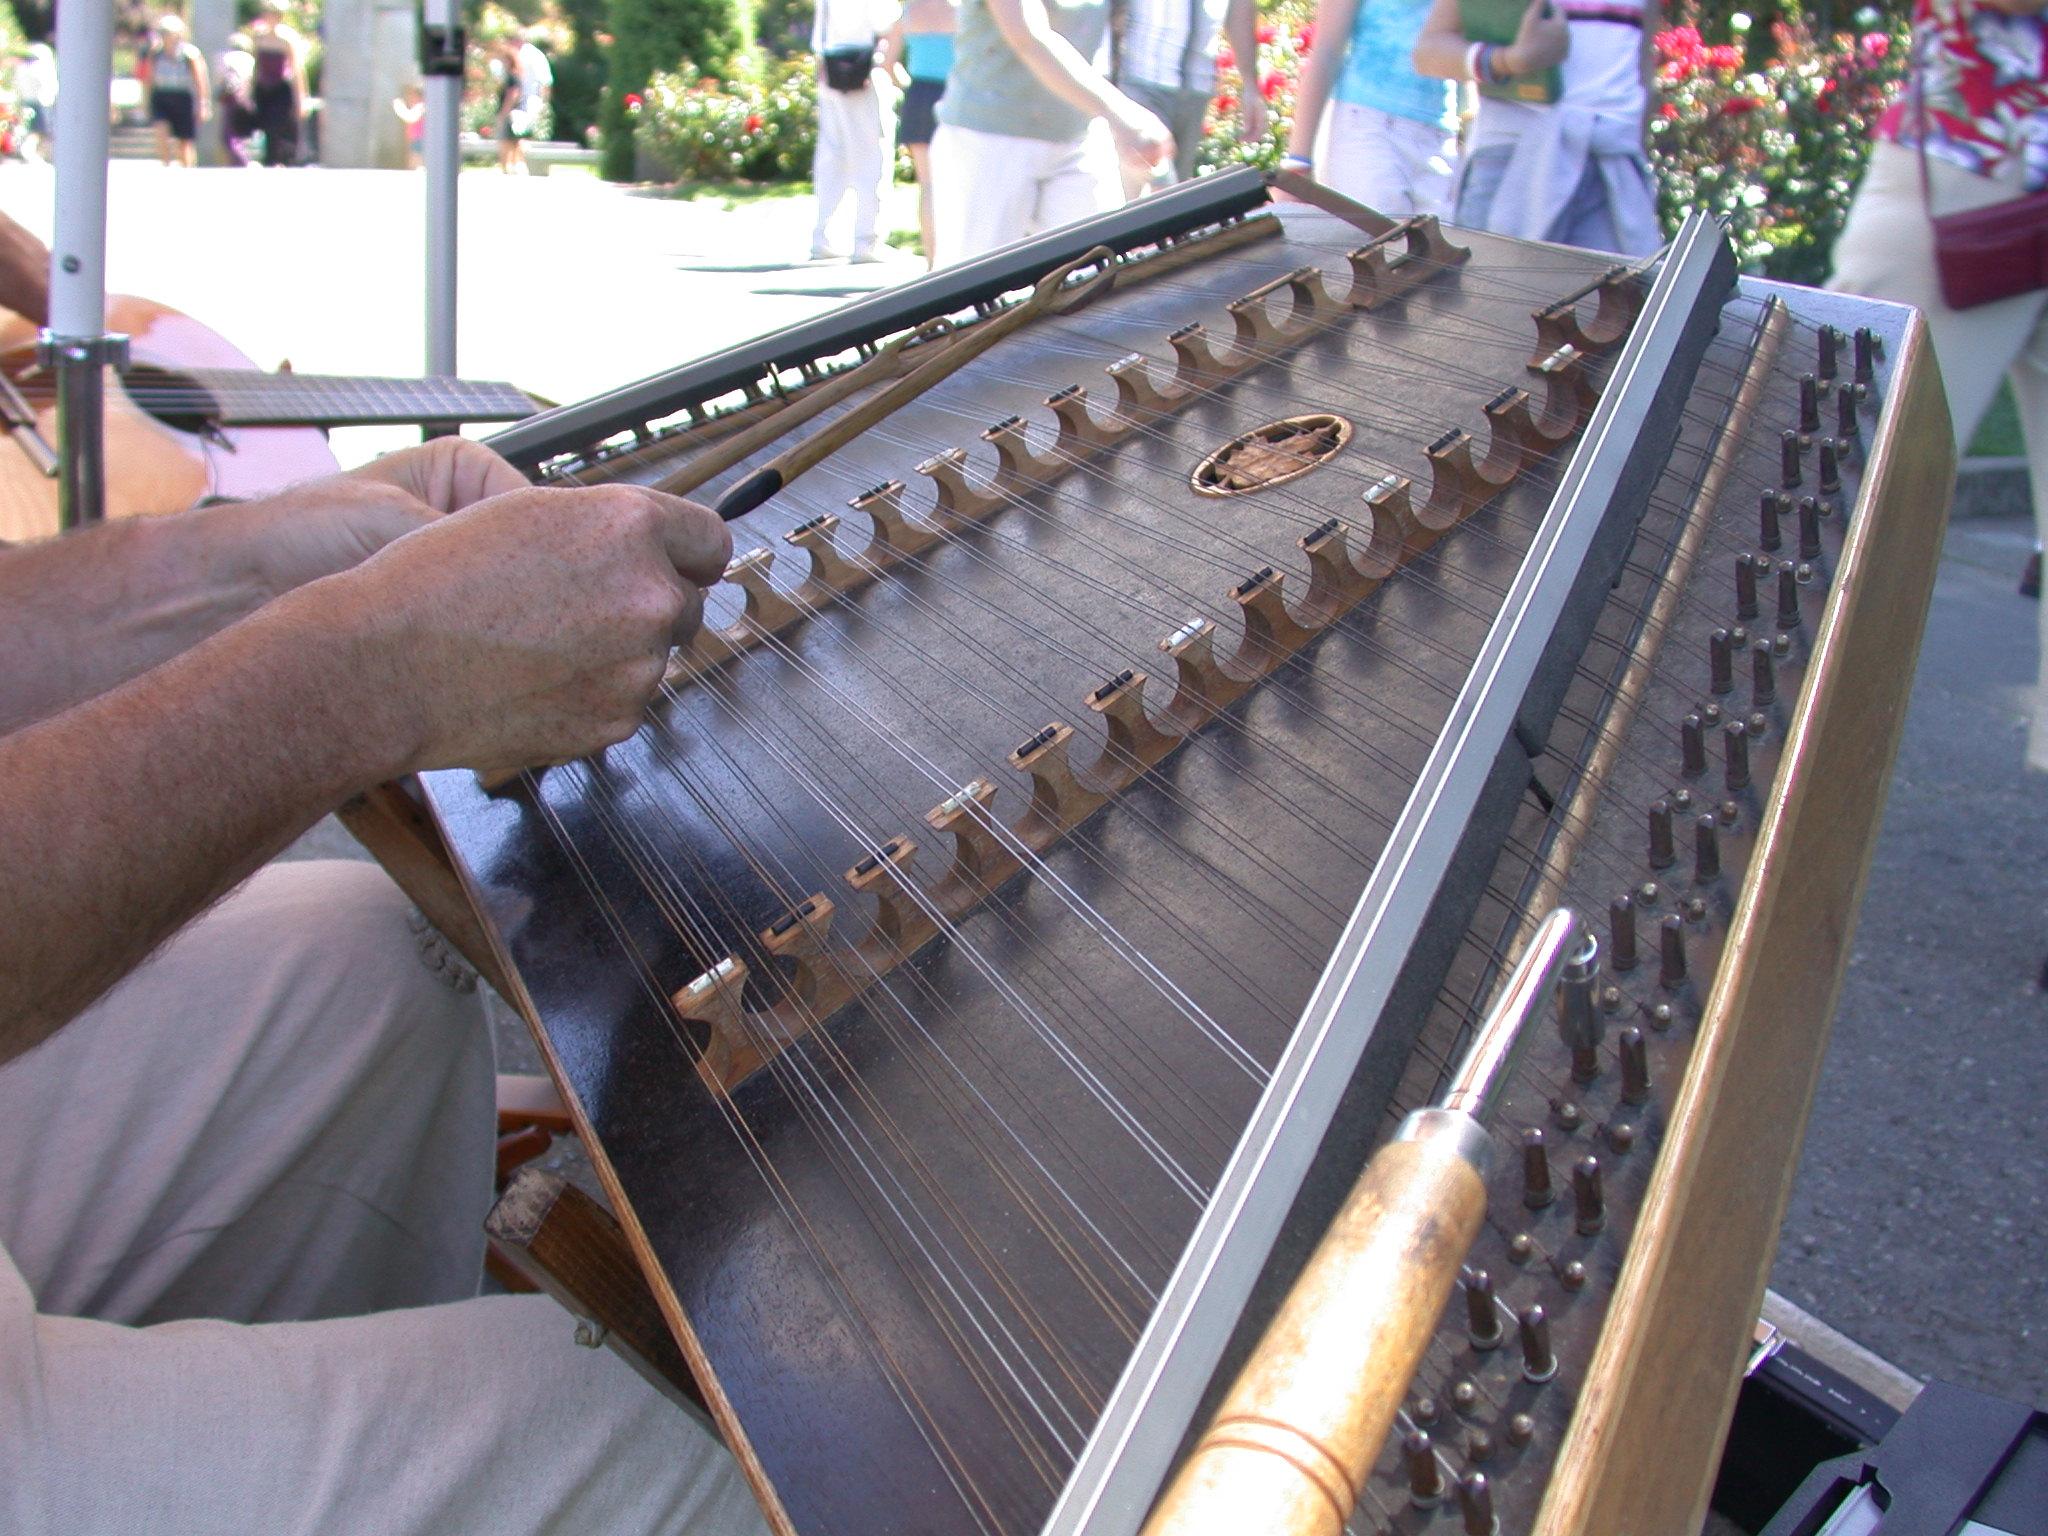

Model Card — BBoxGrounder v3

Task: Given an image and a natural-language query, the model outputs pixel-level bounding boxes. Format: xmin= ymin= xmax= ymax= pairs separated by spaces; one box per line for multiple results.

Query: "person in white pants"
xmin=1828 ymin=0 xmax=2048 ymax=772
xmin=0 ymin=434 xmax=767 ymax=1536
xmin=928 ymin=0 xmax=1173 ymax=266
xmin=812 ymin=0 xmax=902 ymax=261
xmin=1283 ymin=0 xmax=1457 ymax=216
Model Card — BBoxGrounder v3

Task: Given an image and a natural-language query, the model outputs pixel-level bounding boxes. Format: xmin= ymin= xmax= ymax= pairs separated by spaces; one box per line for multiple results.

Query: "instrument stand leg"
xmin=38 ymin=332 xmax=128 ymax=530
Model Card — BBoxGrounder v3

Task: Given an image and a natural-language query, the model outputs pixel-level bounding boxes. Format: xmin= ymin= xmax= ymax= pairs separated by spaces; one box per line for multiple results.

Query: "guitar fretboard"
xmin=164 ymin=370 xmax=536 ymax=428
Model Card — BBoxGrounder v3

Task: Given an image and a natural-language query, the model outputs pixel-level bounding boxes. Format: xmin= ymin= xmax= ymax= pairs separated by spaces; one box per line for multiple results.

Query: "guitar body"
xmin=0 ymin=294 xmax=341 ymax=541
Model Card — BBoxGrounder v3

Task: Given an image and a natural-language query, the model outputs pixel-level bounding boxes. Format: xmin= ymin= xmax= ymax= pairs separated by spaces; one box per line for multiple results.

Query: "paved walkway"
xmin=16 ymin=160 xmax=2044 ymax=1409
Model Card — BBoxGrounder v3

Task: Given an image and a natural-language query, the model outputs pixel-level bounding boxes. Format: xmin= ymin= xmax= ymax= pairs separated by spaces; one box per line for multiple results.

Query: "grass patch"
xmin=668 ymin=178 xmax=812 ymax=209
xmin=1969 ymin=379 xmax=2024 ymax=459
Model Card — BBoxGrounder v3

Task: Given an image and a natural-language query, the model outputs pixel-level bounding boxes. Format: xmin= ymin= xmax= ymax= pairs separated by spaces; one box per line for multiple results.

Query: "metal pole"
xmin=421 ymin=0 xmax=462 ymax=377
xmin=42 ymin=0 xmax=127 ymax=529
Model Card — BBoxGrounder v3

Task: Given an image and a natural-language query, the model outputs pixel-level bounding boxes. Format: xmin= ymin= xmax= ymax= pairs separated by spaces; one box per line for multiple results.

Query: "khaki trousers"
xmin=1830 ymin=141 xmax=2048 ymax=770
xmin=0 ymin=860 xmax=765 ymax=1536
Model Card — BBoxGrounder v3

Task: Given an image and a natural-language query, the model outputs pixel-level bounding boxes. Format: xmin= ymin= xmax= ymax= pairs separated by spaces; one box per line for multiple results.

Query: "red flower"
xmin=1659 ymin=101 xmax=1679 ymax=119
xmin=1706 ymin=44 xmax=1742 ymax=70
xmin=1720 ymin=94 xmax=1758 ymax=116
xmin=1215 ymin=92 xmax=1237 ymax=114
xmin=1259 ymin=69 xmax=1284 ymax=101
xmin=1861 ymin=31 xmax=1889 ymax=58
xmin=1255 ymin=21 xmax=1277 ymax=43
xmin=623 ymin=91 xmax=643 ymax=111
xmin=1215 ymin=43 xmax=1234 ymax=69
xmin=1295 ymin=23 xmax=1315 ymax=50
xmin=744 ymin=112 xmax=764 ymax=132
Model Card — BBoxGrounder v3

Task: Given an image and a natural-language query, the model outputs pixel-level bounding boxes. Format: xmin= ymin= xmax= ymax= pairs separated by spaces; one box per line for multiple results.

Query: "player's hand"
xmin=210 ymin=439 xmax=530 ymax=601
xmin=1240 ymin=92 xmax=1269 ymax=143
xmin=326 ymin=483 xmax=731 ymax=777
xmin=1505 ymin=0 xmax=1569 ymax=74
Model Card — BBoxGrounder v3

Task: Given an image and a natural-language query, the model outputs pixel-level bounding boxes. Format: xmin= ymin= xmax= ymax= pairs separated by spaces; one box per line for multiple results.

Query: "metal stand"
xmin=46 ymin=0 xmax=118 ymax=528
xmin=38 ymin=332 xmax=129 ymax=531
xmin=421 ymin=5 xmax=463 ymax=378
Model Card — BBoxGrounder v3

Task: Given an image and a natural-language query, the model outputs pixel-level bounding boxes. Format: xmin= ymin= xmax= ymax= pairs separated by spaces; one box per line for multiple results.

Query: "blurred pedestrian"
xmin=1113 ymin=0 xmax=1264 ymax=192
xmin=144 ymin=16 xmax=210 ymax=168
xmin=1829 ymin=0 xmax=2048 ymax=768
xmin=14 ymin=39 xmax=55 ymax=164
xmin=492 ymin=39 xmax=523 ymax=173
xmin=393 ymin=82 xmax=426 ymax=169
xmin=1414 ymin=0 xmax=1661 ymax=254
xmin=929 ymin=0 xmax=1172 ymax=265
xmin=516 ymin=29 xmax=553 ymax=148
xmin=811 ymin=0 xmax=900 ymax=262
xmin=1284 ymin=0 xmax=1457 ymax=216
xmin=217 ymin=32 xmax=257 ymax=167
xmin=248 ymin=2 xmax=308 ymax=167
xmin=882 ymin=0 xmax=957 ymax=265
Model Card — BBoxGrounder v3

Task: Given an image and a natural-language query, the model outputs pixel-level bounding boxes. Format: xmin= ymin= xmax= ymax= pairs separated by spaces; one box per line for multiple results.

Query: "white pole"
xmin=48 ymin=2 xmax=114 ymax=337
xmin=44 ymin=0 xmax=125 ymax=528
xmin=423 ymin=0 xmax=459 ymax=377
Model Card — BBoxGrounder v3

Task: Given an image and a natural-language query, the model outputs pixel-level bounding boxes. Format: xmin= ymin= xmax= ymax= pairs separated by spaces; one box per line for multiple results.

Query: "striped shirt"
xmin=1117 ymin=0 xmax=1230 ymax=93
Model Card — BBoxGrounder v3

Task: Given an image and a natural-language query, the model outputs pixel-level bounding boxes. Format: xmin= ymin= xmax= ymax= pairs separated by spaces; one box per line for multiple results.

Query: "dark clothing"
xmin=253 ymin=80 xmax=298 ymax=165
xmin=149 ymin=87 xmax=197 ymax=141
xmin=897 ymin=77 xmax=945 ymax=147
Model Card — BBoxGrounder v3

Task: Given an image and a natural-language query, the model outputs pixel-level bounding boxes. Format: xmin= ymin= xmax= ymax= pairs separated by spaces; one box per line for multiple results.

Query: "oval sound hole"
xmin=1191 ymin=413 xmax=1352 ymax=497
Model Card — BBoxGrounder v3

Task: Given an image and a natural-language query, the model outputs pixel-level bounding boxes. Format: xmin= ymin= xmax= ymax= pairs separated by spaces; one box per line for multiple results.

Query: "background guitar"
xmin=0 ymin=292 xmax=535 ymax=541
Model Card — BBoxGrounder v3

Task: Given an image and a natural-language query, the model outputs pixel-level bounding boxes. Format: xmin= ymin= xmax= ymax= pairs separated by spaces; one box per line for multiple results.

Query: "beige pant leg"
xmin=1 ymin=1257 xmax=766 ymax=1536
xmin=1830 ymin=140 xmax=2048 ymax=769
xmin=0 ymin=860 xmax=495 ymax=1325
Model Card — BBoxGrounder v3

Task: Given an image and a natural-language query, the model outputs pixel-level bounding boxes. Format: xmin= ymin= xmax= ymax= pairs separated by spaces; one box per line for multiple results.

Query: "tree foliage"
xmin=600 ymin=0 xmax=744 ymax=178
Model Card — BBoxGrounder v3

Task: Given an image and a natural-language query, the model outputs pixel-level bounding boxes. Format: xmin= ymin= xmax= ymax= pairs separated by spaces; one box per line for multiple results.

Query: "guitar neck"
xmin=176 ymin=369 xmax=536 ymax=428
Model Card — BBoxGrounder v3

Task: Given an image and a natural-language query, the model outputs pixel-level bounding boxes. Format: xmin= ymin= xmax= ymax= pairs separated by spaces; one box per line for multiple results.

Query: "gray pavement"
xmin=25 ymin=163 xmax=2046 ymax=1409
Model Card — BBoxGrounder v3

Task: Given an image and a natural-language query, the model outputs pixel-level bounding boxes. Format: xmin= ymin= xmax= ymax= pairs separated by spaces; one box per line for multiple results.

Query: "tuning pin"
xmin=1466 ymin=1428 xmax=1496 ymax=1465
xmin=1507 ymin=1413 xmax=1536 ymax=1449
xmin=1853 ymin=326 xmax=1876 ymax=388
xmin=1837 ymin=382 xmax=1860 ymax=439
xmin=1619 ymin=1024 xmax=1652 ymax=1106
xmin=1681 ymin=715 xmax=1707 ymax=779
xmin=1610 ymin=894 xmax=1639 ymax=972
xmin=1559 ymin=933 xmax=1603 ymax=1085
xmin=1752 ymin=640 xmax=1776 ymax=707
xmin=1776 ymin=564 xmax=1802 ymax=630
xmin=1759 ymin=490 xmax=1785 ymax=552
xmin=1818 ymin=325 xmax=1839 ymax=382
xmin=1573 ymin=1154 xmax=1605 ymax=1235
xmin=1464 ymin=1266 xmax=1504 ymax=1349
xmin=1519 ymin=1304 xmax=1558 ymax=1382
xmin=1736 ymin=552 xmax=1759 ymax=620
xmin=1709 ymin=627 xmax=1733 ymax=695
xmin=1459 ymin=1472 xmax=1498 ymax=1536
xmin=1779 ymin=429 xmax=1802 ymax=489
xmin=1724 ymin=720 xmax=1751 ymax=792
xmin=1405 ymin=1429 xmax=1445 ymax=1507
xmin=1522 ymin=1126 xmax=1554 ymax=1209
xmin=1451 ymin=1378 xmax=1480 ymax=1415
xmin=1819 ymin=439 xmax=1842 ymax=496
xmin=1798 ymin=496 xmax=1823 ymax=561
xmin=1648 ymin=797 xmax=1676 ymax=868
xmin=1693 ymin=811 xmax=1721 ymax=882
xmin=1660 ymin=913 xmax=1687 ymax=989
xmin=1798 ymin=373 xmax=1821 ymax=436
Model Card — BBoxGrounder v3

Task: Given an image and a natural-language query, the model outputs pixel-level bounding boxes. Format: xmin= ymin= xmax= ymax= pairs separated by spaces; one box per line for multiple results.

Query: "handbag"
xmin=1918 ymin=71 xmax=2048 ymax=310
xmin=821 ymin=43 xmax=876 ymax=91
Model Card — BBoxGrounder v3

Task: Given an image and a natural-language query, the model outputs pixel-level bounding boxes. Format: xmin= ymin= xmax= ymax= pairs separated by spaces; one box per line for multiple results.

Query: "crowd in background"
xmin=809 ymin=0 xmax=1662 ymax=269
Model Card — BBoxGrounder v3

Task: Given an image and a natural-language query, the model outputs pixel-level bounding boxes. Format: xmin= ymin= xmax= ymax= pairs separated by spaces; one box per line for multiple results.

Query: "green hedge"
xmin=600 ymin=0 xmax=745 ymax=179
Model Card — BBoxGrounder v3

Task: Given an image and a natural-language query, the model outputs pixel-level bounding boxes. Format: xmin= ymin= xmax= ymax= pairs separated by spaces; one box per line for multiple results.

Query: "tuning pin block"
xmin=1619 ymin=1025 xmax=1652 ymax=1106
xmin=1610 ymin=894 xmax=1639 ymax=971
xmin=1760 ymin=491 xmax=1785 ymax=553
xmin=1573 ymin=1155 xmax=1605 ymax=1235
xmin=1709 ymin=627 xmax=1734 ymax=695
xmin=1458 ymin=1473 xmax=1498 ymax=1536
xmin=1736 ymin=553 xmax=1760 ymax=621
xmin=1777 ymin=564 xmax=1803 ymax=631
xmin=1660 ymin=913 xmax=1688 ymax=989
xmin=1522 ymin=1126 xmax=1554 ymax=1209
xmin=1798 ymin=373 xmax=1821 ymax=437
xmin=1695 ymin=811 xmax=1721 ymax=882
xmin=1837 ymin=382 xmax=1860 ymax=440
xmin=1798 ymin=496 xmax=1824 ymax=561
xmin=1404 ymin=1430 xmax=1445 ymax=1507
xmin=1463 ymin=1266 xmax=1504 ymax=1349
xmin=1681 ymin=715 xmax=1707 ymax=780
xmin=1819 ymin=439 xmax=1842 ymax=496
xmin=1558 ymin=933 xmax=1603 ymax=1084
xmin=1753 ymin=640 xmax=1777 ymax=708
xmin=1780 ymin=429 xmax=1802 ymax=490
xmin=1853 ymin=326 xmax=1877 ymax=390
xmin=1818 ymin=325 xmax=1840 ymax=382
xmin=1519 ymin=1304 xmax=1558 ymax=1382
xmin=1724 ymin=720 xmax=1751 ymax=793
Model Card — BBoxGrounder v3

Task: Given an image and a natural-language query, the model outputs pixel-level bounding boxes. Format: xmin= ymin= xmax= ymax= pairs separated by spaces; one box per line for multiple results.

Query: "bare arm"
xmin=0 ymin=207 xmax=49 ymax=326
xmin=1415 ymin=0 xmax=1565 ymax=81
xmin=880 ymin=17 xmax=908 ymax=84
xmin=984 ymin=0 xmax=1172 ymax=170
xmin=1287 ymin=0 xmax=1362 ymax=160
xmin=1224 ymin=0 xmax=1267 ymax=139
xmin=0 ymin=478 xmax=730 ymax=1064
xmin=190 ymin=44 xmax=212 ymax=119
xmin=0 ymin=438 xmax=526 ymax=735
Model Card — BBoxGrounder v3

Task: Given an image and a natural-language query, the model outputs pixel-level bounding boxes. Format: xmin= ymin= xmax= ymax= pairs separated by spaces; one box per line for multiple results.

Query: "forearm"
xmin=1413 ymin=26 xmax=1473 ymax=79
xmin=1000 ymin=18 xmax=1128 ymax=120
xmin=0 ymin=210 xmax=49 ymax=325
xmin=0 ymin=578 xmax=410 ymax=1063
xmin=1288 ymin=0 xmax=1356 ymax=156
xmin=1225 ymin=0 xmax=1259 ymax=93
xmin=0 ymin=509 xmax=277 ymax=734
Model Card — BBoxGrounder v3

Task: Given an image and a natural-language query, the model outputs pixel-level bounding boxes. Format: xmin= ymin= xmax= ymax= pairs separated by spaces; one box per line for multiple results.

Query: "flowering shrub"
xmin=635 ymin=58 xmax=820 ymax=182
xmin=1650 ymin=8 xmax=1905 ymax=282
xmin=1197 ymin=0 xmax=1314 ymax=172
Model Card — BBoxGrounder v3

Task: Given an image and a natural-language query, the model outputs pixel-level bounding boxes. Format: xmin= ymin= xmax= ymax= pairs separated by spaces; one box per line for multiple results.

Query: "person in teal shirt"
xmin=1284 ymin=0 xmax=1459 ymax=216
xmin=882 ymin=0 xmax=958 ymax=266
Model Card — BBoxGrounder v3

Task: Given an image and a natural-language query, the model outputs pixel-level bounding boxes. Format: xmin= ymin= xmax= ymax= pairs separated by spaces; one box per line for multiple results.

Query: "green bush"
xmin=636 ymin=56 xmax=818 ymax=180
xmin=1650 ymin=7 xmax=1905 ymax=282
xmin=601 ymin=0 xmax=745 ymax=178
